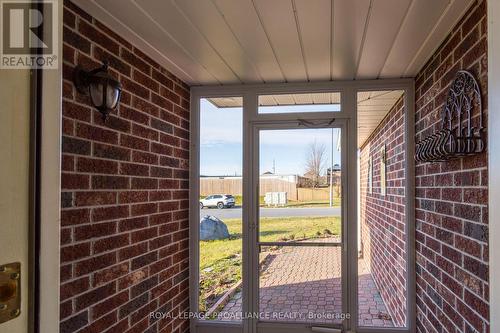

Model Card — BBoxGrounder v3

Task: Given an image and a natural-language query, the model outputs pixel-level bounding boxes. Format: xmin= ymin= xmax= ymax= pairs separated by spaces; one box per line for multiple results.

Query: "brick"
xmin=93 ymin=262 xmax=130 ymax=287
xmin=62 ymin=136 xmax=91 ymax=155
xmin=120 ymin=134 xmax=150 ymax=151
xmin=63 ymin=100 xmax=92 ymax=122
xmin=75 ymin=191 xmax=116 ymax=207
xmin=60 ymin=311 xmax=89 ymax=333
xmin=119 ymin=242 xmax=148 ymax=261
xmin=132 ymin=123 xmax=159 ymax=141
xmin=94 ymin=113 xmax=131 ymax=133
xmin=93 ymin=143 xmax=131 ymax=161
xmin=131 ymin=96 xmax=160 ymax=117
xmin=80 ymin=311 xmax=117 ymax=332
xmin=131 ymin=227 xmax=158 ymax=244
xmin=92 ymin=291 xmax=129 ymax=320
xmin=93 ymin=234 xmax=130 ymax=254
xmin=79 ymin=19 xmax=119 ymax=54
xmin=464 ymin=222 xmax=488 ymax=242
xmin=131 ymin=177 xmax=158 ymax=189
xmin=74 ymin=222 xmax=116 ymax=241
xmin=61 ymin=208 xmax=90 ymax=226
xmin=74 ymin=253 xmax=117 ymax=277
xmin=120 ymin=106 xmax=150 ymax=125
xmin=60 ymin=277 xmax=90 ymax=301
xmin=93 ymin=46 xmax=131 ymax=77
xmin=75 ymin=282 xmax=116 ymax=312
xmin=132 ymin=151 xmax=158 ymax=165
xmin=131 ymin=203 xmax=158 ymax=216
xmin=60 ymin=300 xmax=73 ymax=320
xmin=152 ymin=69 xmax=174 ymax=89
xmin=61 ymin=242 xmax=91 ymax=262
xmin=92 ymin=175 xmax=129 ymax=189
xmin=76 ymin=123 xmax=118 ymax=144
xmin=63 ymin=26 xmax=90 ymax=54
xmin=119 ymin=162 xmax=149 ymax=176
xmin=121 ymin=48 xmax=151 ymax=75
xmin=92 ymin=205 xmax=129 ymax=222
xmin=77 ymin=157 xmax=118 ymax=174
xmin=119 ymin=216 xmax=148 ymax=232
xmin=131 ymin=252 xmax=158 ymax=270
xmin=61 ymin=3 xmax=190 ymax=332
xmin=133 ymin=69 xmax=159 ymax=92
xmin=119 ymin=293 xmax=149 ymax=319
xmin=118 ymin=191 xmax=148 ymax=204
xmin=454 ymin=203 xmax=481 ymax=222
xmin=122 ymin=77 xmax=150 ymax=100
xmin=62 ymin=173 xmax=89 ymax=189
xmin=464 ymin=255 xmax=488 ymax=280
xmin=151 ymin=118 xmax=173 ymax=134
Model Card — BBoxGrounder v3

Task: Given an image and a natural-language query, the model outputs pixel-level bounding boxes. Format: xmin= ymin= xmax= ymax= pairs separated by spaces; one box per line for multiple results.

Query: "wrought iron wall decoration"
xmin=415 ymin=70 xmax=485 ymax=163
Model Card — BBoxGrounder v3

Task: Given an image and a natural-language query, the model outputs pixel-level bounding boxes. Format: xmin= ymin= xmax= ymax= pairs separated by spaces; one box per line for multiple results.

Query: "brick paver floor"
xmin=217 ymin=238 xmax=394 ymax=327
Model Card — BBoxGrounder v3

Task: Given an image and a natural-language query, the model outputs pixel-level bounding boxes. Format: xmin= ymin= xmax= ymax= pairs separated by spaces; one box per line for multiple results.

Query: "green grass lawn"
xmin=199 ymin=216 xmax=341 ymax=312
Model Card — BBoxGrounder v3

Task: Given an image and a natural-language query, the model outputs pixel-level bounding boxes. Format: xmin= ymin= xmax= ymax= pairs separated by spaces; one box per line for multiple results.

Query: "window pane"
xmin=358 ymin=90 xmax=407 ymax=328
xmin=199 ymin=97 xmax=242 ymax=321
xmin=258 ymin=92 xmax=341 ymax=114
xmin=257 ymin=127 xmax=344 ymax=325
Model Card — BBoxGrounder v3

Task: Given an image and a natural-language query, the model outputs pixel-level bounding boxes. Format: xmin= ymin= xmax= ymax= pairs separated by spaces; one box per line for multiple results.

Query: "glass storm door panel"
xmin=255 ymin=126 xmax=346 ymax=330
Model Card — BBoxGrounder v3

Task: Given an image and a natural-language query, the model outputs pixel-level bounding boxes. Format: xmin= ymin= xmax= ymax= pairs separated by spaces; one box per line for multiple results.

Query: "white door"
xmin=0 ymin=69 xmax=31 ymax=331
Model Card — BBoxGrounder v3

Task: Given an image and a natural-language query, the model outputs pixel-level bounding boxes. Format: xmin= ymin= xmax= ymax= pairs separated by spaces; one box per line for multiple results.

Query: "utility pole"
xmin=273 ymin=159 xmax=276 ymax=174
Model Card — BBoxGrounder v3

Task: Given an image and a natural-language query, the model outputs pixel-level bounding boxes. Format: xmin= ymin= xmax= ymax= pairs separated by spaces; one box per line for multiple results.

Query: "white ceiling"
xmin=72 ymin=0 xmax=474 ymax=86
xmin=357 ymin=90 xmax=404 ymax=147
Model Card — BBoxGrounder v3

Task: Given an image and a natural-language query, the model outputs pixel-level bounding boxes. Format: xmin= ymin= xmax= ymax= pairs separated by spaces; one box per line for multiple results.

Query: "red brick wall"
xmin=359 ymin=97 xmax=407 ymax=326
xmin=414 ymin=1 xmax=489 ymax=332
xmin=60 ymin=2 xmax=190 ymax=332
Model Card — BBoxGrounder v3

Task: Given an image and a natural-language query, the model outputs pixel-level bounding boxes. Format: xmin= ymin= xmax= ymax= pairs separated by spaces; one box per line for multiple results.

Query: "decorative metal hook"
xmin=415 ymin=70 xmax=484 ymax=163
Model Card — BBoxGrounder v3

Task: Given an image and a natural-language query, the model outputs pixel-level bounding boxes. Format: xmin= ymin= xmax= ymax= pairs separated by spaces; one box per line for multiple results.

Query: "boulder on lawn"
xmin=200 ymin=215 xmax=230 ymax=241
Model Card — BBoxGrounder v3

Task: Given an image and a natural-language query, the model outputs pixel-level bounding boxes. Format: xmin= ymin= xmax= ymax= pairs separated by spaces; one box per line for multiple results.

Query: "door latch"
xmin=0 ymin=262 xmax=21 ymax=323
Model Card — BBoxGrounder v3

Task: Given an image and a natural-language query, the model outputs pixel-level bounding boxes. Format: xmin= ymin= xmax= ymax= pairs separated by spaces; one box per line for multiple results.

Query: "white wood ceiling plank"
xmin=74 ymin=0 xmax=211 ymax=84
xmin=379 ymin=0 xmax=449 ymax=78
xmin=131 ymin=0 xmax=240 ymax=84
xmin=294 ymin=0 xmax=332 ymax=81
xmin=331 ymin=0 xmax=371 ymax=80
xmin=213 ymin=0 xmax=285 ymax=83
xmin=253 ymin=0 xmax=307 ymax=82
xmin=173 ymin=0 xmax=263 ymax=83
xmin=356 ymin=0 xmax=411 ymax=79
xmin=404 ymin=0 xmax=475 ymax=76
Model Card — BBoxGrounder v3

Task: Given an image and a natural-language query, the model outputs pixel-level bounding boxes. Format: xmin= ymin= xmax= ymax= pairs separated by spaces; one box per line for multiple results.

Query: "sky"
xmin=199 ymin=99 xmax=342 ymax=176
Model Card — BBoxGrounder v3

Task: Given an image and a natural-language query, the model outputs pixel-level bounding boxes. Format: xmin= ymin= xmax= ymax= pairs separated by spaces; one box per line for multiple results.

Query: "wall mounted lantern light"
xmin=73 ymin=60 xmax=122 ymax=121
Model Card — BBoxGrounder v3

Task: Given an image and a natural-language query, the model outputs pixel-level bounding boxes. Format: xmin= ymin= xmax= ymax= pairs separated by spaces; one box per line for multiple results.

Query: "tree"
xmin=305 ymin=140 xmax=326 ymax=187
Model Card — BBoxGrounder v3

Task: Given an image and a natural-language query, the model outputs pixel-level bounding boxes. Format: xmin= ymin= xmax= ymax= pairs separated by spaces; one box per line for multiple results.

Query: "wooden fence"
xmin=200 ymin=178 xmax=341 ymax=202
xmin=200 ymin=178 xmax=298 ymax=200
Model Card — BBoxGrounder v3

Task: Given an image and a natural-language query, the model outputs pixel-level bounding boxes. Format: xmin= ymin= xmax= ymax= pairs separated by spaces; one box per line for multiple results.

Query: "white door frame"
xmin=488 ymin=0 xmax=499 ymax=329
xmin=249 ymin=120 xmax=347 ymax=333
xmin=190 ymin=79 xmax=415 ymax=333
xmin=38 ymin=0 xmax=63 ymax=332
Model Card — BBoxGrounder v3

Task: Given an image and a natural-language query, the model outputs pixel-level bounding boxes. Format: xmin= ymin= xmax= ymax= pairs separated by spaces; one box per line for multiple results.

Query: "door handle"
xmin=0 ymin=262 xmax=21 ymax=324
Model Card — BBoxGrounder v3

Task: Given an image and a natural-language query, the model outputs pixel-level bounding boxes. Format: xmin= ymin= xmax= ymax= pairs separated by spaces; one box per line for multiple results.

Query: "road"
xmin=199 ymin=206 xmax=341 ymax=220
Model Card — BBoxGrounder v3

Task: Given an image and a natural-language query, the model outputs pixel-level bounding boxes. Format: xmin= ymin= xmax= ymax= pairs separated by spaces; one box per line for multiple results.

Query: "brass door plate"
xmin=0 ymin=262 xmax=21 ymax=323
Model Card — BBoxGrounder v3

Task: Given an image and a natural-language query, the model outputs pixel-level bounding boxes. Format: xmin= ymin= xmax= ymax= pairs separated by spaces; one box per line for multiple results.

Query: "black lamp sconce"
xmin=73 ymin=60 xmax=122 ymax=121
